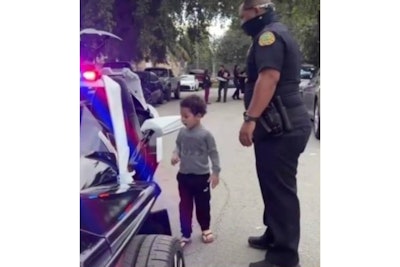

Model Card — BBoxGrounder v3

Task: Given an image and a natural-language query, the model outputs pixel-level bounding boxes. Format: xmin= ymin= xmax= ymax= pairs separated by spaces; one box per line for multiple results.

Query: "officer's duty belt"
xmin=275 ymin=92 xmax=303 ymax=109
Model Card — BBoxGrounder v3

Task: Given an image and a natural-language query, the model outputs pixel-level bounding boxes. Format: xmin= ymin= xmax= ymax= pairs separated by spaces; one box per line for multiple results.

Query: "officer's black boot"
xmin=248 ymin=229 xmax=274 ymax=250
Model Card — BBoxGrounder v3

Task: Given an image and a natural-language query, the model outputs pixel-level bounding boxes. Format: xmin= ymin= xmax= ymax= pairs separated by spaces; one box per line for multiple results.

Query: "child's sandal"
xmin=201 ymin=230 xmax=214 ymax=243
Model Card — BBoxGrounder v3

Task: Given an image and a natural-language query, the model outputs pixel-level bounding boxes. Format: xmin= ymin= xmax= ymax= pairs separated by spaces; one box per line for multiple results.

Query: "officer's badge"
xmin=258 ymin=31 xmax=275 ymax=46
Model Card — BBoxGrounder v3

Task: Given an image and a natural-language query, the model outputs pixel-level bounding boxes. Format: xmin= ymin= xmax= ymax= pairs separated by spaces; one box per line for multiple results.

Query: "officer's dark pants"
xmin=177 ymin=172 xmax=211 ymax=238
xmin=253 ymin=126 xmax=311 ymax=267
xmin=217 ymin=82 xmax=228 ymax=102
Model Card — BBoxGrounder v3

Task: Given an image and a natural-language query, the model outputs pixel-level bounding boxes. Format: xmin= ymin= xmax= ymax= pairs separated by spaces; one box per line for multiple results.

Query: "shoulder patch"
xmin=258 ymin=31 xmax=275 ymax=46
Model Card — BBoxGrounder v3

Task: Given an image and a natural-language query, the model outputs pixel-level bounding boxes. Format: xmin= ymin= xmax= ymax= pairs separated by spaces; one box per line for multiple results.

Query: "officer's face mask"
xmin=241 ymin=7 xmax=274 ymax=37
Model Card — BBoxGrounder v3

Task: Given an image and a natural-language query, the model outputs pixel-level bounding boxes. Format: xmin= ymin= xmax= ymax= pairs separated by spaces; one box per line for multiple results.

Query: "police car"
xmin=80 ymin=28 xmax=186 ymax=267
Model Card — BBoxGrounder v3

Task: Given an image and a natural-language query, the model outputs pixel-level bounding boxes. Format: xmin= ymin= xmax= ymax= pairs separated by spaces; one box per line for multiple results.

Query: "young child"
xmin=171 ymin=94 xmax=221 ymax=248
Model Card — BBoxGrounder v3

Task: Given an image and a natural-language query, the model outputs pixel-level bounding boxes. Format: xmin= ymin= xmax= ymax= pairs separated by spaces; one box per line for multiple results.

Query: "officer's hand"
xmin=171 ymin=154 xmax=180 ymax=166
xmin=239 ymin=121 xmax=256 ymax=147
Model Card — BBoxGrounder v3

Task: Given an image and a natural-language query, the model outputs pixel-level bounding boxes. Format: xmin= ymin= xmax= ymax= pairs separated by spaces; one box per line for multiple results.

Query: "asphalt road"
xmin=152 ymin=89 xmax=320 ymax=267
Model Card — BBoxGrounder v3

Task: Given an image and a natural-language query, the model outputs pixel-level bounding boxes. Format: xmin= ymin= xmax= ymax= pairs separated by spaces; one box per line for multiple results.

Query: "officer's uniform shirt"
xmin=245 ymin=21 xmax=310 ymax=129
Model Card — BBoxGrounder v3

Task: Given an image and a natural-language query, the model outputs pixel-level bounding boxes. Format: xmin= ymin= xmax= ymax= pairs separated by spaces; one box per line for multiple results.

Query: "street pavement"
xmin=152 ymin=89 xmax=320 ymax=267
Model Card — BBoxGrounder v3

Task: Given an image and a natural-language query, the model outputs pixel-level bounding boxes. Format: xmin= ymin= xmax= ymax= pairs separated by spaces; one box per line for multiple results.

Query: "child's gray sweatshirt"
xmin=174 ymin=124 xmax=221 ymax=175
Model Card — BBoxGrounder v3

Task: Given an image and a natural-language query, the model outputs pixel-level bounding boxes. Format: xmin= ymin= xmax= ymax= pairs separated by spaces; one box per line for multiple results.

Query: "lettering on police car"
xmin=258 ymin=31 xmax=275 ymax=46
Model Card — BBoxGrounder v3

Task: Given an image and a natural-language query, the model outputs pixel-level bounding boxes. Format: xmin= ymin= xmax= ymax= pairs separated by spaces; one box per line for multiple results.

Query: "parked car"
xmin=179 ymin=74 xmax=199 ymax=91
xmin=301 ymin=63 xmax=317 ymax=78
xmin=145 ymin=67 xmax=180 ymax=100
xmin=300 ymin=69 xmax=320 ymax=139
xmin=135 ymin=71 xmax=164 ymax=105
xmin=188 ymin=68 xmax=206 ymax=88
xmin=300 ymin=64 xmax=316 ymax=89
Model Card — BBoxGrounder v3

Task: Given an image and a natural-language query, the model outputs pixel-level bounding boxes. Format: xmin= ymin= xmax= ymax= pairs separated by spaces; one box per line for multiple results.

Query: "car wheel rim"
xmin=314 ymin=105 xmax=319 ymax=131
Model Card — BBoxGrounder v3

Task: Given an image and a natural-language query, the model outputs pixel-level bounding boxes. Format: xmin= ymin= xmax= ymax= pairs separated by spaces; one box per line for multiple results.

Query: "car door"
xmin=167 ymin=69 xmax=178 ymax=88
xmin=136 ymin=72 xmax=151 ymax=102
xmin=149 ymin=73 xmax=161 ymax=93
xmin=302 ymin=71 xmax=320 ymax=117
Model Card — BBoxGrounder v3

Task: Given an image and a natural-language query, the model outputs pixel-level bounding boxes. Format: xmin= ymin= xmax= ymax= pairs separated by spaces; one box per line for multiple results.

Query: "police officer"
xmin=238 ymin=1 xmax=312 ymax=267
xmin=217 ymin=65 xmax=230 ymax=102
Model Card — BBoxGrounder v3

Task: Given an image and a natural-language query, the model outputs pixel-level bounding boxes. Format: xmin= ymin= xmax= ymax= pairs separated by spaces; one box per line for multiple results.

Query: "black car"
xmin=144 ymin=67 xmax=180 ymax=100
xmin=103 ymin=61 xmax=134 ymax=71
xmin=135 ymin=71 xmax=164 ymax=105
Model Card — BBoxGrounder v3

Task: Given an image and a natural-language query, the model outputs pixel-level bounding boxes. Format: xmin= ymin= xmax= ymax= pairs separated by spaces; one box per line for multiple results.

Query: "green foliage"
xmin=216 ymin=0 xmax=320 ymax=68
xmin=275 ymin=0 xmax=320 ymax=66
xmin=80 ymin=0 xmax=319 ymax=67
xmin=80 ymin=0 xmax=240 ymax=62
xmin=216 ymin=28 xmax=251 ymax=67
xmin=80 ymin=0 xmax=115 ymax=31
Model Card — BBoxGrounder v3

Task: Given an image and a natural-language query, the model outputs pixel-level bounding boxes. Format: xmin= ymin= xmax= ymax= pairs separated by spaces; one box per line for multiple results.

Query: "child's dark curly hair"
xmin=180 ymin=94 xmax=207 ymax=116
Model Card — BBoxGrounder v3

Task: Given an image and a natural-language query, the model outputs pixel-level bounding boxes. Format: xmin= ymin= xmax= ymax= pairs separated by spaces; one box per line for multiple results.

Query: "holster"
xmin=258 ymin=96 xmax=293 ymax=137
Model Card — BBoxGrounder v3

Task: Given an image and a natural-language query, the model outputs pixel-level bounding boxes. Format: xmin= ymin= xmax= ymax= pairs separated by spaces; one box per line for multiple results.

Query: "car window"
xmin=300 ymin=69 xmax=312 ymax=79
xmin=310 ymin=71 xmax=320 ymax=85
xmin=150 ymin=73 xmax=159 ymax=82
xmin=180 ymin=75 xmax=195 ymax=80
xmin=146 ymin=68 xmax=168 ymax=77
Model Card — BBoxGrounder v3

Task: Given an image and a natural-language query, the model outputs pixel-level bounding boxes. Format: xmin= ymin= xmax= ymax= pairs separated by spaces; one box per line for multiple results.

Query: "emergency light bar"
xmin=82 ymin=70 xmax=101 ymax=81
xmin=80 ymin=63 xmax=101 ymax=82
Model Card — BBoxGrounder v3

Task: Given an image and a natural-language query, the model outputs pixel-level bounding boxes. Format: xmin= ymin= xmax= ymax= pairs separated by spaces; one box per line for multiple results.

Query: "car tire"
xmin=174 ymin=84 xmax=180 ymax=99
xmin=314 ymin=100 xmax=320 ymax=140
xmin=158 ymin=94 xmax=164 ymax=105
xmin=121 ymin=235 xmax=185 ymax=267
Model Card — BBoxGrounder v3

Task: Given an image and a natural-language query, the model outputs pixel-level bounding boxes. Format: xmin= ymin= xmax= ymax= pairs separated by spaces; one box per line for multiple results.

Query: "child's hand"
xmin=208 ymin=174 xmax=219 ymax=189
xmin=171 ymin=154 xmax=180 ymax=166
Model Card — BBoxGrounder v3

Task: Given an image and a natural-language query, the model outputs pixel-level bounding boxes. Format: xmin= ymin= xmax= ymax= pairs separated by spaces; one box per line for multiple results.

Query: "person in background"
xmin=217 ymin=65 xmax=230 ymax=102
xmin=232 ymin=65 xmax=242 ymax=100
xmin=203 ymin=69 xmax=212 ymax=104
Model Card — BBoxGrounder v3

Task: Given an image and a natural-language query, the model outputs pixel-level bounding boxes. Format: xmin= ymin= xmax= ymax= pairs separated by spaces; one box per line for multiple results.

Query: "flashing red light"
xmin=82 ymin=70 xmax=99 ymax=81
xmin=124 ymin=203 xmax=134 ymax=212
xmin=99 ymin=193 xmax=110 ymax=198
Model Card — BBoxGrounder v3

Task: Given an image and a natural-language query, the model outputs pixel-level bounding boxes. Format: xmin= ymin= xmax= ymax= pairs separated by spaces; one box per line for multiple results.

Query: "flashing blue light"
xmin=118 ymin=212 xmax=126 ymax=221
